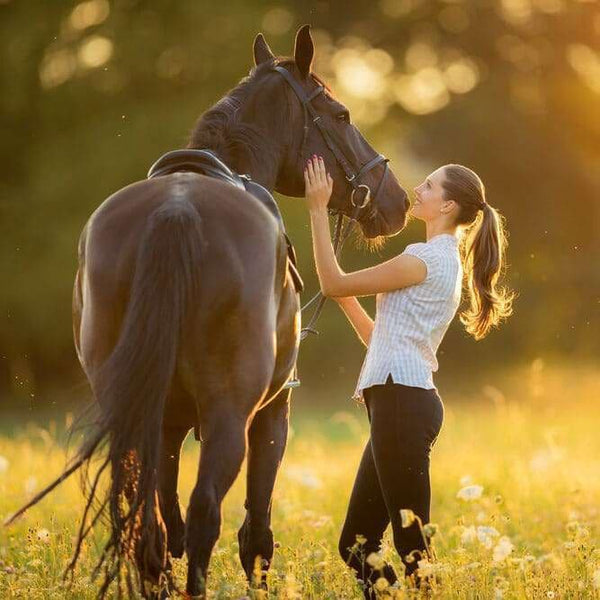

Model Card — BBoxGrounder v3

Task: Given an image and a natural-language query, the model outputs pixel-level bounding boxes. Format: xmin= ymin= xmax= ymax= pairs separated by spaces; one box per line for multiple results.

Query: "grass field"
xmin=0 ymin=362 xmax=599 ymax=599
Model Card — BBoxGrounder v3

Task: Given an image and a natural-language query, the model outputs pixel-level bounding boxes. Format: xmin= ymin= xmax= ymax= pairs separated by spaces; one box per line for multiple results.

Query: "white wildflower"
xmin=461 ymin=525 xmax=477 ymax=544
xmin=373 ymin=577 xmax=389 ymax=592
xmin=0 ymin=456 xmax=9 ymax=474
xmin=423 ymin=522 xmax=438 ymax=537
xmin=417 ymin=559 xmax=434 ymax=578
xmin=366 ymin=552 xmax=385 ymax=570
xmin=477 ymin=525 xmax=500 ymax=549
xmin=459 ymin=474 xmax=473 ymax=486
xmin=492 ymin=536 xmax=514 ymax=563
xmin=457 ymin=484 xmax=484 ymax=501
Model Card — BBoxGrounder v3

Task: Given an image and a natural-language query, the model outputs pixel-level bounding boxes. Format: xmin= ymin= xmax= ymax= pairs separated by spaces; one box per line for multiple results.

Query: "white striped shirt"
xmin=352 ymin=233 xmax=463 ymax=403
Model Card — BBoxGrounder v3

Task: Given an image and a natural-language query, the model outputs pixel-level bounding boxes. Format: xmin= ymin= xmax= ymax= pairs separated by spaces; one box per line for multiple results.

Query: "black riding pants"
xmin=338 ymin=375 xmax=444 ymax=597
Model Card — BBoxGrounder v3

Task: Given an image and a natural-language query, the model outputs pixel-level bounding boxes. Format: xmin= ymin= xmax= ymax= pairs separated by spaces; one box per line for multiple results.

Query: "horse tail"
xmin=10 ymin=197 xmax=203 ymax=597
xmin=92 ymin=197 xmax=203 ymax=595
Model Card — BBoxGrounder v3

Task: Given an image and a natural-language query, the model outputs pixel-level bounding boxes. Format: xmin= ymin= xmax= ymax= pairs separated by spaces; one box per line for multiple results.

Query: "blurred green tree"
xmin=0 ymin=0 xmax=598 ymax=404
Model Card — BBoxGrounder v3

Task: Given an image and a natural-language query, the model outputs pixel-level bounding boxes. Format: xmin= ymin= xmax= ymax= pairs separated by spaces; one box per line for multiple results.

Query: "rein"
xmin=299 ymin=209 xmax=358 ymax=340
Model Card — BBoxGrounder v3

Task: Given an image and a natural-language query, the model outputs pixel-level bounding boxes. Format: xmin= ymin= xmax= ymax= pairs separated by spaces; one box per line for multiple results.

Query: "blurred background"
xmin=1 ymin=0 xmax=598 ymax=414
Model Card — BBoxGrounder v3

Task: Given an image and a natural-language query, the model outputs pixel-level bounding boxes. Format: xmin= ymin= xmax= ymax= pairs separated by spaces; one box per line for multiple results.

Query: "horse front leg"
xmin=238 ymin=388 xmax=291 ymax=590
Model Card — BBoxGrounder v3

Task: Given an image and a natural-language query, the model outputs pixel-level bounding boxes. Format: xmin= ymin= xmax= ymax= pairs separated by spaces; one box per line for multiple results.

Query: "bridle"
xmin=273 ymin=65 xmax=389 ymax=340
xmin=273 ymin=65 xmax=389 ymax=215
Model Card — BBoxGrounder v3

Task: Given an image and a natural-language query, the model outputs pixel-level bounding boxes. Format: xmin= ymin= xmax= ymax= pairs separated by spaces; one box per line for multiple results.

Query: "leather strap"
xmin=273 ymin=65 xmax=388 ymax=219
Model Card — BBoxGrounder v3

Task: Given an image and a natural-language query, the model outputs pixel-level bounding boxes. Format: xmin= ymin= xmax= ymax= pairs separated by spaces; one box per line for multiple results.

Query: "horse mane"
xmin=187 ymin=58 xmax=296 ymax=172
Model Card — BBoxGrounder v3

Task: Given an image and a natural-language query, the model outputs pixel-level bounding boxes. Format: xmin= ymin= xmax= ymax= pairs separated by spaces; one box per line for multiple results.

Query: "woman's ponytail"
xmin=442 ymin=165 xmax=515 ymax=340
xmin=460 ymin=202 xmax=514 ymax=339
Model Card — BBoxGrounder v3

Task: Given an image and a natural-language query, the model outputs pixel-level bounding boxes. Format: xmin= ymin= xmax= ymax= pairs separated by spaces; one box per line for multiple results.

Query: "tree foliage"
xmin=1 ymin=0 xmax=598 ymax=400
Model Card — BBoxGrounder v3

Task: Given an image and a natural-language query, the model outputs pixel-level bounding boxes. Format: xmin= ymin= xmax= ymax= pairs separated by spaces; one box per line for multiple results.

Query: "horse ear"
xmin=293 ymin=24 xmax=314 ymax=79
xmin=253 ymin=33 xmax=275 ymax=65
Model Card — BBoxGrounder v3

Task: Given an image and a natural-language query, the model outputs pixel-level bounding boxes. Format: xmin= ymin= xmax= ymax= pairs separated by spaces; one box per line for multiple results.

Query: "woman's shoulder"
xmin=400 ymin=240 xmax=461 ymax=286
xmin=401 ymin=241 xmax=440 ymax=262
xmin=402 ymin=241 xmax=429 ymax=254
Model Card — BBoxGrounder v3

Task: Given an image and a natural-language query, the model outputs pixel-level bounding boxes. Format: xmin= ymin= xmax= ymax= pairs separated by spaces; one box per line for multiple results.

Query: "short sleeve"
xmin=402 ymin=243 xmax=439 ymax=284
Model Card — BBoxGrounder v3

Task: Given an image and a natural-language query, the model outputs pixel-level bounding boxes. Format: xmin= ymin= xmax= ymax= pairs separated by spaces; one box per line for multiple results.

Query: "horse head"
xmin=254 ymin=25 xmax=409 ymax=239
xmin=189 ymin=25 xmax=410 ymax=239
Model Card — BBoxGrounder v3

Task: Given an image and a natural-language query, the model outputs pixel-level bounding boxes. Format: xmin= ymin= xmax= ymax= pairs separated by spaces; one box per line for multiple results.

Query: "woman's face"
xmin=411 ymin=167 xmax=451 ymax=222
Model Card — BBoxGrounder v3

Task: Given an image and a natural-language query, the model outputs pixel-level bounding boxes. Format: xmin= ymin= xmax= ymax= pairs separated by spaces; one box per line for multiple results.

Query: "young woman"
xmin=303 ymin=155 xmax=514 ymax=596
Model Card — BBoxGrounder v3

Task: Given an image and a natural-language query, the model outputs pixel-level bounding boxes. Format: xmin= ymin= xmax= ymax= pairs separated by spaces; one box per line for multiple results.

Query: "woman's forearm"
xmin=335 ymin=297 xmax=374 ymax=347
xmin=308 ymin=207 xmax=345 ymax=296
xmin=308 ymin=206 xmax=373 ymax=344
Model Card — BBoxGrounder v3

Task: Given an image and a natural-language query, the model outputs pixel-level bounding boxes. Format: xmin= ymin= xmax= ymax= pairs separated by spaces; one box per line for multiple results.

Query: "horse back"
xmin=76 ymin=172 xmax=288 ymax=413
xmin=85 ymin=173 xmax=281 ymax=295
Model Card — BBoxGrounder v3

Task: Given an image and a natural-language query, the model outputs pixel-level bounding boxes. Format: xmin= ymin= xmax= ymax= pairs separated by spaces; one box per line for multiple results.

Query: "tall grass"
xmin=0 ymin=362 xmax=598 ymax=598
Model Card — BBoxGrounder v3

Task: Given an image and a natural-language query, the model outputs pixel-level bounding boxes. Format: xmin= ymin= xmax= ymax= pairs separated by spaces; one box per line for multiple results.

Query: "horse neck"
xmin=188 ymin=112 xmax=282 ymax=192
xmin=223 ymin=145 xmax=279 ymax=192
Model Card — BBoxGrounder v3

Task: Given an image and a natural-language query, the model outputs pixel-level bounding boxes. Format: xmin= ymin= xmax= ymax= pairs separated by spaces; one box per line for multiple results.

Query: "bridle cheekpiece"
xmin=273 ymin=64 xmax=390 ymax=340
xmin=273 ymin=65 xmax=389 ymax=222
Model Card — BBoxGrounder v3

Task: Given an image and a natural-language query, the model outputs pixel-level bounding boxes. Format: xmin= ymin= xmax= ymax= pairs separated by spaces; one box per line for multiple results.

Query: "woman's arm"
xmin=334 ymin=296 xmax=374 ymax=347
xmin=305 ymin=157 xmax=426 ymax=298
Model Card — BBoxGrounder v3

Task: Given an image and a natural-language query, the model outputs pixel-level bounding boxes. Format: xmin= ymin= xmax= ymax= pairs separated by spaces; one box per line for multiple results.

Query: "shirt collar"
xmin=427 ymin=233 xmax=458 ymax=245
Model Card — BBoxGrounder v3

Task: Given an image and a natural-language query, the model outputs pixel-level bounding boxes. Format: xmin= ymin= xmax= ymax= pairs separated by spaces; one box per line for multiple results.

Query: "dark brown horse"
xmin=7 ymin=25 xmax=409 ymax=598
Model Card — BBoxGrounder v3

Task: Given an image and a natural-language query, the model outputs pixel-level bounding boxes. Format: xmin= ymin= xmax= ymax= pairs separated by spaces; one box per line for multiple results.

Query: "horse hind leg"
xmin=238 ymin=388 xmax=290 ymax=591
xmin=124 ymin=426 xmax=188 ymax=600
xmin=159 ymin=425 xmax=189 ymax=560
xmin=185 ymin=408 xmax=248 ymax=598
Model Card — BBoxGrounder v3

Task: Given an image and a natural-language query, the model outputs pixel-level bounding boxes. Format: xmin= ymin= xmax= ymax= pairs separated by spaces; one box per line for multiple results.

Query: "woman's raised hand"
xmin=304 ymin=155 xmax=333 ymax=213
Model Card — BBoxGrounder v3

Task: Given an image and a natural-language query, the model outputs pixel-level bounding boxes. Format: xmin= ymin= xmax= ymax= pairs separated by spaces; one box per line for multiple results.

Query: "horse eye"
xmin=337 ymin=111 xmax=351 ymax=124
